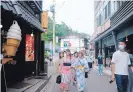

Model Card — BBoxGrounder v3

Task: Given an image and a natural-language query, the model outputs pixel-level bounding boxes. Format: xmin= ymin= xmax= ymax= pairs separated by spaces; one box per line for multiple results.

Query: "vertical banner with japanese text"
xmin=25 ymin=34 xmax=34 ymax=61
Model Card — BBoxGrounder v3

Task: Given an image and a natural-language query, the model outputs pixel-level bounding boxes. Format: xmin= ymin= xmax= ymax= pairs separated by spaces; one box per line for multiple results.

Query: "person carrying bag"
xmin=71 ymin=52 xmax=89 ymax=92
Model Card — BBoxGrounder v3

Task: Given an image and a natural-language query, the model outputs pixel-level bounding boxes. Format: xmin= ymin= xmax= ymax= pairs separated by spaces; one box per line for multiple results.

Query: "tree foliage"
xmin=41 ymin=17 xmax=90 ymax=42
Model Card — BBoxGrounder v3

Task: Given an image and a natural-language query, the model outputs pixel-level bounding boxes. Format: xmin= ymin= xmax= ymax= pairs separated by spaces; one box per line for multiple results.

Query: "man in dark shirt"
xmin=98 ymin=54 xmax=103 ymax=75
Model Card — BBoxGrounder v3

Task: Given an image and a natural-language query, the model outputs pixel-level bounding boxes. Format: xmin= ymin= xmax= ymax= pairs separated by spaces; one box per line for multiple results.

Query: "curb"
xmin=22 ymin=80 xmax=42 ymax=92
xmin=21 ymin=76 xmax=52 ymax=92
xmin=35 ymin=75 xmax=52 ymax=92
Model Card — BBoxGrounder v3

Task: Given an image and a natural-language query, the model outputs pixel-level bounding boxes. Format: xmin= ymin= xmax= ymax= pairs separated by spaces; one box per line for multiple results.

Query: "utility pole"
xmin=52 ymin=0 xmax=55 ymax=55
xmin=79 ymin=33 xmax=80 ymax=51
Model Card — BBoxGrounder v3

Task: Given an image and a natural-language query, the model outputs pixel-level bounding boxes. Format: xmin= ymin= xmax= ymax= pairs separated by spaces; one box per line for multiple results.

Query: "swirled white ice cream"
xmin=7 ymin=21 xmax=22 ymax=41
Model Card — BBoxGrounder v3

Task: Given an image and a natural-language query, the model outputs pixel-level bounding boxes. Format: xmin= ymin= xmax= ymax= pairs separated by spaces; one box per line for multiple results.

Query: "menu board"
xmin=25 ymin=34 xmax=34 ymax=61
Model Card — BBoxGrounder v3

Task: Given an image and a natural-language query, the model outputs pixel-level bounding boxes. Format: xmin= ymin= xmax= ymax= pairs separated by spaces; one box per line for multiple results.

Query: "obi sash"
xmin=77 ymin=65 xmax=84 ymax=69
xmin=63 ymin=63 xmax=71 ymax=66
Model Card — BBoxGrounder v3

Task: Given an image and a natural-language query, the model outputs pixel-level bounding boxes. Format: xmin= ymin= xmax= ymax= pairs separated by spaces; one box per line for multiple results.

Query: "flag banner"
xmin=25 ymin=34 xmax=34 ymax=61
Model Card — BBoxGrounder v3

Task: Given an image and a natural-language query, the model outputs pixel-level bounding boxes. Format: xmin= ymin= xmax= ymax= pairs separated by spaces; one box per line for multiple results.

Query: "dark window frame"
xmin=108 ymin=1 xmax=111 ymax=17
xmin=105 ymin=5 xmax=108 ymax=20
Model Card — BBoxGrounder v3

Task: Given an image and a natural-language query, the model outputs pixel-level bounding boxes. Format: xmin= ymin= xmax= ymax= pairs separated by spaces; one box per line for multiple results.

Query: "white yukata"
xmin=72 ymin=58 xmax=89 ymax=92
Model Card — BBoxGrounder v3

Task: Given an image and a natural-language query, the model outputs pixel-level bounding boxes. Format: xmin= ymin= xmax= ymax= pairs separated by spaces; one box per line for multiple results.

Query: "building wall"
xmin=92 ymin=1 xmax=133 ymax=66
xmin=92 ymin=1 xmax=125 ymax=40
xmin=60 ymin=36 xmax=84 ymax=53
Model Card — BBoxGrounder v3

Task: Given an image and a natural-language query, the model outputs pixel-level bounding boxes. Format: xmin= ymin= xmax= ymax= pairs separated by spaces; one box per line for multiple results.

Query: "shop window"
xmin=101 ymin=10 xmax=104 ymax=25
xmin=117 ymin=1 xmax=124 ymax=10
xmin=105 ymin=5 xmax=108 ymax=20
xmin=98 ymin=14 xmax=101 ymax=26
xmin=117 ymin=1 xmax=121 ymax=9
xmin=96 ymin=14 xmax=101 ymax=26
xmin=96 ymin=18 xmax=98 ymax=27
xmin=108 ymin=1 xmax=111 ymax=17
xmin=114 ymin=1 xmax=117 ymax=13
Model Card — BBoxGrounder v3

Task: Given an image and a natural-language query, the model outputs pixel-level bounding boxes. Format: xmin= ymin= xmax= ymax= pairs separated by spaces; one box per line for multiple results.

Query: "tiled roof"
xmin=1 ymin=1 xmax=45 ymax=32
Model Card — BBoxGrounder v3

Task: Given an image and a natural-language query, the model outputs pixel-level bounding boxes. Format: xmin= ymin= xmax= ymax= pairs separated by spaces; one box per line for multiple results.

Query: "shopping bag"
xmin=85 ymin=72 xmax=88 ymax=78
xmin=56 ymin=75 xmax=61 ymax=84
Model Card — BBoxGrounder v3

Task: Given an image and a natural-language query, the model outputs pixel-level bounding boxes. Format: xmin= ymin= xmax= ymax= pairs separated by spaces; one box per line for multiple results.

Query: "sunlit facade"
xmin=60 ymin=35 xmax=85 ymax=53
xmin=92 ymin=1 xmax=133 ymax=67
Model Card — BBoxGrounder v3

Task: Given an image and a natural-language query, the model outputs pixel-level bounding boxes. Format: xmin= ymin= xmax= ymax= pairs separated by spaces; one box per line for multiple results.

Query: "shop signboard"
xmin=41 ymin=11 xmax=48 ymax=29
xmin=64 ymin=41 xmax=69 ymax=47
xmin=25 ymin=34 xmax=34 ymax=61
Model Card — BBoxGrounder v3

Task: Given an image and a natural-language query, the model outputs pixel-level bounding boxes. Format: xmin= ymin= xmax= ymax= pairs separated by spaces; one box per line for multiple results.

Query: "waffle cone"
xmin=7 ymin=38 xmax=20 ymax=47
xmin=6 ymin=45 xmax=18 ymax=56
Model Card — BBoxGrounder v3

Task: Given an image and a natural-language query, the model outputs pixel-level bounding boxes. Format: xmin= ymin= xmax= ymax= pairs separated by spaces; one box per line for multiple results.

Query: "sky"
xmin=42 ymin=0 xmax=94 ymax=35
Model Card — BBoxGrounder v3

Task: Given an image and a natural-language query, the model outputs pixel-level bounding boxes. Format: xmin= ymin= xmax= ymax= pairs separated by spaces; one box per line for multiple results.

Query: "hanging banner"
xmin=25 ymin=34 xmax=34 ymax=61
xmin=41 ymin=11 xmax=48 ymax=29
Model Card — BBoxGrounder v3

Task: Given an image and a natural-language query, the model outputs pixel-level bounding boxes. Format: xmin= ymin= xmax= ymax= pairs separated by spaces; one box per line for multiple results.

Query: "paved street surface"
xmin=41 ymin=65 xmax=117 ymax=92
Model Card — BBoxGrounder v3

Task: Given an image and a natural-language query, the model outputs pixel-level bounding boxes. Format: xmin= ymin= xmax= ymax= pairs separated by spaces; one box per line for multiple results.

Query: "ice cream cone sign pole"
xmin=6 ymin=20 xmax=22 ymax=56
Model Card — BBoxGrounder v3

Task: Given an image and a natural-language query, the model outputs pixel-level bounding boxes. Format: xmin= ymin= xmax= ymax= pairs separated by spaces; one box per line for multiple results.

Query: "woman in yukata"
xmin=72 ymin=52 xmax=89 ymax=92
xmin=55 ymin=51 xmax=64 ymax=73
xmin=71 ymin=52 xmax=79 ymax=86
xmin=59 ymin=49 xmax=72 ymax=92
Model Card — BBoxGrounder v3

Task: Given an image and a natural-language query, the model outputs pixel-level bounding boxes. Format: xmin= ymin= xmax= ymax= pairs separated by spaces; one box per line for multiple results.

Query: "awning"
xmin=1 ymin=1 xmax=45 ymax=32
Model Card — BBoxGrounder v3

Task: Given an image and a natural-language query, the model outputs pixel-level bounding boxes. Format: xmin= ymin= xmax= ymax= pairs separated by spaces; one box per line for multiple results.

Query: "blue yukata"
xmin=72 ymin=58 xmax=89 ymax=92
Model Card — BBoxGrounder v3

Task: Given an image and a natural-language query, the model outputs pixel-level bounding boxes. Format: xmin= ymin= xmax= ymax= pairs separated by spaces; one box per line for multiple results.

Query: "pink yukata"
xmin=59 ymin=59 xmax=72 ymax=90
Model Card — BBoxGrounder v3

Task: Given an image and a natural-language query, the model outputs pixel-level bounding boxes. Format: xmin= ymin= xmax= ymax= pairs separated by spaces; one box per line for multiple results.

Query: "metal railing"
xmin=110 ymin=1 xmax=133 ymax=27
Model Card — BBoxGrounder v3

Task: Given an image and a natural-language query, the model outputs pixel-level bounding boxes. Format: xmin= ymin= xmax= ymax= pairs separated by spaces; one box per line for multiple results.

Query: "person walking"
xmin=71 ymin=52 xmax=79 ymax=86
xmin=127 ymin=50 xmax=133 ymax=92
xmin=72 ymin=52 xmax=89 ymax=92
xmin=85 ymin=54 xmax=93 ymax=72
xmin=111 ymin=40 xmax=131 ymax=92
xmin=59 ymin=49 xmax=72 ymax=92
xmin=97 ymin=54 xmax=103 ymax=75
xmin=55 ymin=52 xmax=64 ymax=73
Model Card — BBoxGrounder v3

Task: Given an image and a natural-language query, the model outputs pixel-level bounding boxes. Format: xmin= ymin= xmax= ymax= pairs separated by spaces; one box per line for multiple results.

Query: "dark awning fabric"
xmin=1 ymin=1 xmax=45 ymax=32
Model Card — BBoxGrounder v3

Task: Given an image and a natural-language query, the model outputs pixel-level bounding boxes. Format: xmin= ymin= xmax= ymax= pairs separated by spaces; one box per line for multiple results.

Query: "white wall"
xmin=60 ymin=36 xmax=84 ymax=52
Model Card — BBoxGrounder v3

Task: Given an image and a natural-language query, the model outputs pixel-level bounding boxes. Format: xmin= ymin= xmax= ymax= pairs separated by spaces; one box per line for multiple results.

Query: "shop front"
xmin=94 ymin=34 xmax=115 ymax=67
xmin=1 ymin=1 xmax=45 ymax=91
xmin=94 ymin=19 xmax=133 ymax=67
xmin=93 ymin=1 xmax=133 ymax=67
xmin=116 ymin=21 xmax=133 ymax=54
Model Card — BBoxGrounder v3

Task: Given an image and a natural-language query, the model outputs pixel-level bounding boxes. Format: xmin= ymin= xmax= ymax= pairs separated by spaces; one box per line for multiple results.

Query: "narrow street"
xmin=41 ymin=65 xmax=117 ymax=92
xmin=1 ymin=1 xmax=133 ymax=92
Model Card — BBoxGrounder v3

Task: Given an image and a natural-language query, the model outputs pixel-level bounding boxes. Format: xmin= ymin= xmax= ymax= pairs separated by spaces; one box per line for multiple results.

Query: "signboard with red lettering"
xmin=69 ymin=43 xmax=71 ymax=47
xmin=25 ymin=34 xmax=34 ymax=61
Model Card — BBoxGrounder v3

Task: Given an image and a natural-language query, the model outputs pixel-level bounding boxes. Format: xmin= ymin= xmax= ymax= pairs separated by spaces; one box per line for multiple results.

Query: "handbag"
xmin=79 ymin=59 xmax=88 ymax=78
xmin=85 ymin=72 xmax=88 ymax=78
xmin=56 ymin=75 xmax=61 ymax=84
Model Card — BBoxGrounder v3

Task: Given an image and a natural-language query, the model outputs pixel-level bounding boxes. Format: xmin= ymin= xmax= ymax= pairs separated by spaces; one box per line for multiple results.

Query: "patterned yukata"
xmin=59 ymin=58 xmax=72 ymax=90
xmin=71 ymin=57 xmax=78 ymax=85
xmin=72 ymin=58 xmax=89 ymax=92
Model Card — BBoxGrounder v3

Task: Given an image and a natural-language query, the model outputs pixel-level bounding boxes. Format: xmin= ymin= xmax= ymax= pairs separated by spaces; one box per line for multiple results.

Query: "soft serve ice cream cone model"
xmin=6 ymin=20 xmax=22 ymax=56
